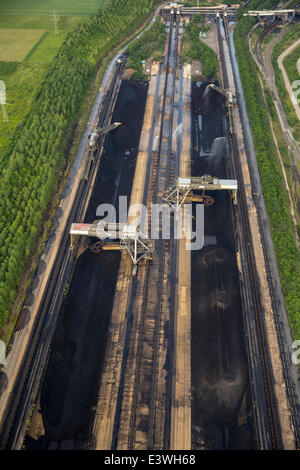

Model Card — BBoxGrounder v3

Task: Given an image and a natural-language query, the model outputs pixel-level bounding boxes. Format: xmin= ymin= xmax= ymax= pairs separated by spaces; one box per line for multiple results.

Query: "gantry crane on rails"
xmin=208 ymin=84 xmax=236 ymax=107
xmin=162 ymin=175 xmax=238 ymax=210
xmin=88 ymin=122 xmax=122 ymax=150
xmin=70 ymin=221 xmax=154 ymax=275
xmin=83 ymin=122 xmax=122 ymax=180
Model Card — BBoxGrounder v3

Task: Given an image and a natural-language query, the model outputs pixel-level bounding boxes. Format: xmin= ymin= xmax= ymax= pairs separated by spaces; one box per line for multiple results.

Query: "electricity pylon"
xmin=0 ymin=80 xmax=8 ymax=122
xmin=50 ymin=9 xmax=59 ymax=35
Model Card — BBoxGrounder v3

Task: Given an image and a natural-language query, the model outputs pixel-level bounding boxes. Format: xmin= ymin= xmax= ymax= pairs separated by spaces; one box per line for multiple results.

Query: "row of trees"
xmin=0 ymin=0 xmax=161 ymax=328
xmin=234 ymin=0 xmax=300 ymax=339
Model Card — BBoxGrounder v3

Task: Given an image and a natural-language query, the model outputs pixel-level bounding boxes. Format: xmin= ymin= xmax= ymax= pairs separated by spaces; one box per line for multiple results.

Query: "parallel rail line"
xmin=251 ymin=16 xmax=300 ymax=447
xmin=111 ymin=13 xmax=180 ymax=450
xmin=0 ymin=57 xmax=125 ymax=450
xmin=255 ymin=19 xmax=281 ymax=65
xmin=218 ymin=18 xmax=283 ymax=449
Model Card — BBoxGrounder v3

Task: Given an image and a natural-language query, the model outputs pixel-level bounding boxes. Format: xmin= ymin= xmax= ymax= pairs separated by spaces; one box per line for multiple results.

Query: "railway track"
xmin=255 ymin=20 xmax=281 ymax=64
xmin=250 ymin=13 xmax=300 ymax=447
xmin=110 ymin=13 xmax=180 ymax=450
xmin=218 ymin=18 xmax=283 ymax=448
xmin=0 ymin=57 xmax=125 ymax=450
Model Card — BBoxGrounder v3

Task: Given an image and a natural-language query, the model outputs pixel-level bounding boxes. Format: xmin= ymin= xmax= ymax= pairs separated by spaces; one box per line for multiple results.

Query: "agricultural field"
xmin=283 ymin=43 xmax=300 ymax=102
xmin=0 ymin=2 xmax=100 ymax=168
xmin=0 ymin=28 xmax=45 ymax=62
xmin=0 ymin=0 xmax=108 ymax=16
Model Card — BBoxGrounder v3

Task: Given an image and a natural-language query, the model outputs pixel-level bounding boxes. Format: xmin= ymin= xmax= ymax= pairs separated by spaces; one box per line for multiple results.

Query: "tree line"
xmin=0 ymin=0 xmax=161 ymax=328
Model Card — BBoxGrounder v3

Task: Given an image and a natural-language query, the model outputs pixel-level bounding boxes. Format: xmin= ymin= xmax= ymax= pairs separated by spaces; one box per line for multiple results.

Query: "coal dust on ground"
xmin=191 ymin=83 xmax=256 ymax=450
xmin=25 ymin=80 xmax=148 ymax=450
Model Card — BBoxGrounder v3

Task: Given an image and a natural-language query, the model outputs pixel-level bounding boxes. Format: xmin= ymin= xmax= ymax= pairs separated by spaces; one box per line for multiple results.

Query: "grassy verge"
xmin=183 ymin=0 xmax=244 ymax=5
xmin=234 ymin=0 xmax=300 ymax=338
xmin=264 ymin=82 xmax=300 ymax=229
xmin=283 ymin=43 xmax=300 ymax=110
xmin=126 ymin=17 xmax=166 ymax=81
xmin=182 ymin=15 xmax=218 ymax=80
xmin=283 ymin=43 xmax=300 ymax=82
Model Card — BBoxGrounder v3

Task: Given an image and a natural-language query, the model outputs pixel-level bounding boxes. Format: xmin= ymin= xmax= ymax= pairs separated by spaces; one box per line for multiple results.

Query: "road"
xmin=278 ymin=37 xmax=300 ymax=120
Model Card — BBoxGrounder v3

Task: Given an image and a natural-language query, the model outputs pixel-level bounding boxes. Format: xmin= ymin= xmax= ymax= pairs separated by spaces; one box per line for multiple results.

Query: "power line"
xmin=0 ymin=80 xmax=8 ymax=122
xmin=50 ymin=9 xmax=59 ymax=35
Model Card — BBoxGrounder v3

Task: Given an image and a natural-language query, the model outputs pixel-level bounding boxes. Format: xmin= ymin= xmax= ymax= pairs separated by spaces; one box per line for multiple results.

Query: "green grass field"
xmin=0 ymin=1 xmax=107 ymax=166
xmin=0 ymin=14 xmax=87 ymax=30
xmin=272 ymin=24 xmax=300 ymax=142
xmin=0 ymin=61 xmax=46 ymax=169
xmin=283 ymin=44 xmax=300 ymax=87
xmin=0 ymin=28 xmax=45 ymax=61
xmin=25 ymin=31 xmax=67 ymax=63
xmin=0 ymin=0 xmax=108 ymax=16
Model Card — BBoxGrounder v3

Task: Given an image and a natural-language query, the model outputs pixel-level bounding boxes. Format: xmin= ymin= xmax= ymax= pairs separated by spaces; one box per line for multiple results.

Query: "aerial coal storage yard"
xmin=191 ymin=83 xmax=255 ymax=450
xmin=25 ymin=80 xmax=148 ymax=450
xmin=1 ymin=0 xmax=300 ymax=453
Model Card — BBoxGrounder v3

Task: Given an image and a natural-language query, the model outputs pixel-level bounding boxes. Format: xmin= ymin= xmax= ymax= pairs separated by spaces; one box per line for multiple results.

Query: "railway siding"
xmin=170 ymin=63 xmax=192 ymax=451
xmin=92 ymin=60 xmax=159 ymax=450
xmin=0 ymin=55 xmax=125 ymax=450
xmin=221 ymin=20 xmax=296 ymax=448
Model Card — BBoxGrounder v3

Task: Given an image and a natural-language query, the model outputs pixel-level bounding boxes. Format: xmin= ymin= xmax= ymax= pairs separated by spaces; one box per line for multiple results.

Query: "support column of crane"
xmin=163 ymin=175 xmax=238 ymax=210
xmin=70 ymin=222 xmax=153 ymax=274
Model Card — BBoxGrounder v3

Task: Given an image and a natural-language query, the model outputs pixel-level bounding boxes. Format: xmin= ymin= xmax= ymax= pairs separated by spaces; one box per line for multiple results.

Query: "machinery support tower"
xmin=70 ymin=221 xmax=154 ymax=275
xmin=163 ymin=175 xmax=238 ymax=210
